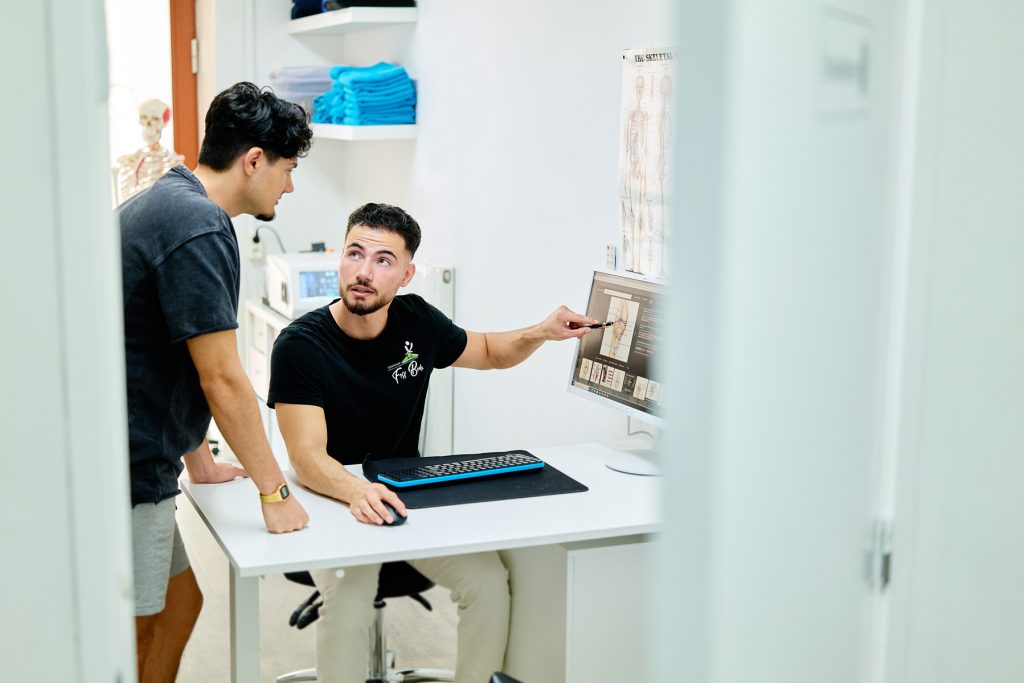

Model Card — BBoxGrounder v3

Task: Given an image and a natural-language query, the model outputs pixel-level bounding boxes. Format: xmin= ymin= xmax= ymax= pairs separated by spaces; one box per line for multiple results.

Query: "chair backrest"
xmin=283 ymin=571 xmax=317 ymax=588
xmin=376 ymin=561 xmax=434 ymax=600
xmin=282 ymin=557 xmax=438 ymax=610
xmin=282 ymin=561 xmax=436 ymax=602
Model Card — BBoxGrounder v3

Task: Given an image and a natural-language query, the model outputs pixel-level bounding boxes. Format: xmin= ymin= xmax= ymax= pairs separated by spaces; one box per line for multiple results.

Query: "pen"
xmin=568 ymin=321 xmax=614 ymax=330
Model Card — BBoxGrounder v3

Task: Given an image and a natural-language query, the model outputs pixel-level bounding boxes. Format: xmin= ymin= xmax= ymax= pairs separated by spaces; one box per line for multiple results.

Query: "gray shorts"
xmin=132 ymin=496 xmax=190 ymax=616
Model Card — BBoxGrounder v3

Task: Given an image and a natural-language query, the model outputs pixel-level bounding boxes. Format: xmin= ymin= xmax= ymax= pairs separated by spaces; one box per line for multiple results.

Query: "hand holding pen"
xmin=544 ymin=306 xmax=614 ymax=339
xmin=567 ymin=321 xmax=614 ymax=330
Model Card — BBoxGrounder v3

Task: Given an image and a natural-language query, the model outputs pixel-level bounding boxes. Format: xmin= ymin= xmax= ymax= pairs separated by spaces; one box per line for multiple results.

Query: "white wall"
xmin=218 ymin=0 xmax=675 ymax=453
xmin=1 ymin=1 xmax=135 ymax=680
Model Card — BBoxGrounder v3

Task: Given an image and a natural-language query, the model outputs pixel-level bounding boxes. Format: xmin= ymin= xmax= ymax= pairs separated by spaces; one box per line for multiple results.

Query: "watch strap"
xmin=259 ymin=482 xmax=290 ymax=504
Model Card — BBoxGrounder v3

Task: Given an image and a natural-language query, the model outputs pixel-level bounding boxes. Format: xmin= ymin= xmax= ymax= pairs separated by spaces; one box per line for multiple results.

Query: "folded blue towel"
xmin=343 ymin=102 xmax=415 ymax=116
xmin=329 ymin=63 xmax=401 ymax=82
xmin=344 ymin=75 xmax=410 ymax=92
xmin=343 ymin=96 xmax=416 ymax=114
xmin=346 ymin=115 xmax=415 ymax=125
xmin=312 ymin=87 xmax=346 ymax=123
xmin=343 ymin=99 xmax=416 ymax=117
xmin=334 ymin=63 xmax=411 ymax=88
xmin=343 ymin=82 xmax=415 ymax=103
xmin=312 ymin=93 xmax=333 ymax=111
xmin=344 ymin=109 xmax=415 ymax=125
xmin=328 ymin=65 xmax=347 ymax=81
xmin=318 ymin=63 xmax=417 ymax=125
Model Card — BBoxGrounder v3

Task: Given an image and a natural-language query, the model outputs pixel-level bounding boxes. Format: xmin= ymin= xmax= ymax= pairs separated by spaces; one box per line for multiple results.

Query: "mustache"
xmin=347 ymin=279 xmax=376 ymax=294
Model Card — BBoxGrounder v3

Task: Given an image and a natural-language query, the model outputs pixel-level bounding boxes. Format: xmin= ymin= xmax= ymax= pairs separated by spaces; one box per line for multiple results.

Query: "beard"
xmin=341 ymin=285 xmax=393 ymax=316
xmin=254 ymin=211 xmax=276 ymax=222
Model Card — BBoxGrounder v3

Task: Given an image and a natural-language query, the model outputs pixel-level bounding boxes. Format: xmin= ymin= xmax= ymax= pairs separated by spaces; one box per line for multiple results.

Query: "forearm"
xmin=290 ymin=449 xmax=366 ymax=504
xmin=456 ymin=306 xmax=592 ymax=370
xmin=201 ymin=372 xmax=285 ymax=494
xmin=182 ymin=440 xmax=215 ymax=480
xmin=478 ymin=325 xmax=546 ymax=370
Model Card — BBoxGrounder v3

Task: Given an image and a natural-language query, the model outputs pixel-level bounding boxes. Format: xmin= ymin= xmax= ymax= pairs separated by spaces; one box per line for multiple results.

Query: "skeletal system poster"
xmin=619 ymin=48 xmax=675 ymax=277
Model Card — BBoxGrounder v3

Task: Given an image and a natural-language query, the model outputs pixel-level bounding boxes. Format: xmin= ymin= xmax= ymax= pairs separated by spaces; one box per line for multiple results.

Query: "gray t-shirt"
xmin=118 ymin=166 xmax=240 ymax=506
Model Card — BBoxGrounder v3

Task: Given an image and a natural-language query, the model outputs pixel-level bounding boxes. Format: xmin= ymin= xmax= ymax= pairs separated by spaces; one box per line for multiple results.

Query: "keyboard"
xmin=377 ymin=451 xmax=545 ymax=488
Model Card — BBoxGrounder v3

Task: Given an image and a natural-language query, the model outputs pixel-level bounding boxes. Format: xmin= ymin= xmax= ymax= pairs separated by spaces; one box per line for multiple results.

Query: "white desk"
xmin=181 ymin=443 xmax=660 ymax=682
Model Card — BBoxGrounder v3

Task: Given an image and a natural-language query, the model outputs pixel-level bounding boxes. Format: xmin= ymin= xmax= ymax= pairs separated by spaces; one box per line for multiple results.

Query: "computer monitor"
xmin=567 ymin=270 xmax=667 ymax=475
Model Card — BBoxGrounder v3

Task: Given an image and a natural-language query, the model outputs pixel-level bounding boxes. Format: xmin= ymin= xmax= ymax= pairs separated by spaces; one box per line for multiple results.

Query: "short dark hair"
xmin=198 ymin=82 xmax=312 ymax=170
xmin=346 ymin=203 xmax=422 ymax=257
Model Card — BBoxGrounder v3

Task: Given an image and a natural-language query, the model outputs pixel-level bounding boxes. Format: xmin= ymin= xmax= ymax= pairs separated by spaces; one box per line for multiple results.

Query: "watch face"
xmin=280 ymin=484 xmax=290 ymax=500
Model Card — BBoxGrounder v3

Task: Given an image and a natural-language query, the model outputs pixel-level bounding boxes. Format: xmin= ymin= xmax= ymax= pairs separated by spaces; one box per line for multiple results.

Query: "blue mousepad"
xmin=362 ymin=451 xmax=589 ymax=509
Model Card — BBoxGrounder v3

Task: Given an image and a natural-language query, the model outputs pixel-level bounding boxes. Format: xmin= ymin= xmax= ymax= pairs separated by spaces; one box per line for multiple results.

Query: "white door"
xmin=656 ymin=1 xmax=904 ymax=680
xmin=0 ymin=1 xmax=136 ymax=679
xmin=885 ymin=1 xmax=1024 ymax=681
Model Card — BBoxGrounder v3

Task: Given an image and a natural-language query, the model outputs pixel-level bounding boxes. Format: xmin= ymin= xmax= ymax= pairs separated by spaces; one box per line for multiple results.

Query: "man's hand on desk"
xmin=183 ymin=442 xmax=249 ymax=484
xmin=349 ymin=481 xmax=406 ymax=526
xmin=187 ymin=462 xmax=246 ymax=483
xmin=261 ymin=496 xmax=310 ymax=533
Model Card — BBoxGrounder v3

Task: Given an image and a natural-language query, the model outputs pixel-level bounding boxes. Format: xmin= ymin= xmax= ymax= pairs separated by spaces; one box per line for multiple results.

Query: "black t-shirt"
xmin=268 ymin=295 xmax=467 ymax=465
xmin=118 ymin=166 xmax=240 ymax=505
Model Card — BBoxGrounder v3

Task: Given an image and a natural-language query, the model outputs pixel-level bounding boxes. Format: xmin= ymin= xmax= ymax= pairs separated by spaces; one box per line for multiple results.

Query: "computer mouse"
xmin=381 ymin=502 xmax=407 ymax=526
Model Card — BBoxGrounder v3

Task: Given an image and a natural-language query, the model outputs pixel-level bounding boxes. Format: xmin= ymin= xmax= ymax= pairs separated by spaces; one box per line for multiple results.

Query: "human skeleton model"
xmin=622 ymin=75 xmax=649 ymax=272
xmin=115 ymin=98 xmax=184 ymax=203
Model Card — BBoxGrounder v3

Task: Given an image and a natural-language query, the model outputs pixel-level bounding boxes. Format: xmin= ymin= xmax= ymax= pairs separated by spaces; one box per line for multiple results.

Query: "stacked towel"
xmin=291 ymin=0 xmax=322 ymax=20
xmin=311 ymin=62 xmax=416 ymax=126
xmin=293 ymin=1 xmax=416 ymax=21
xmin=271 ymin=66 xmax=334 ymax=118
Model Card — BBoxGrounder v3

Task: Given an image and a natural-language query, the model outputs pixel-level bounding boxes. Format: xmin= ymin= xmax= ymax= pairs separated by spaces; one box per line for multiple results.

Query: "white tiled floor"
xmin=174 ymin=496 xmax=457 ymax=682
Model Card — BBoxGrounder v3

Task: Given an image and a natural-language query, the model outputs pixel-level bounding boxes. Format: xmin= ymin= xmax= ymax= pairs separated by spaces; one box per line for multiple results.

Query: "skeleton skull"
xmin=139 ymin=98 xmax=171 ymax=146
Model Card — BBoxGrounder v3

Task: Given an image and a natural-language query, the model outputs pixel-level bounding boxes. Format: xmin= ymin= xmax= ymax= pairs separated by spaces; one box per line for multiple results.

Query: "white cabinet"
xmin=244 ymin=300 xmax=289 ymax=402
xmin=501 ymin=535 xmax=655 ymax=683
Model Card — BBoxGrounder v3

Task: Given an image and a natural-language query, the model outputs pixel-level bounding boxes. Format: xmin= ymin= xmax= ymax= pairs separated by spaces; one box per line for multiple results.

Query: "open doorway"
xmin=105 ymin=0 xmax=197 ymax=205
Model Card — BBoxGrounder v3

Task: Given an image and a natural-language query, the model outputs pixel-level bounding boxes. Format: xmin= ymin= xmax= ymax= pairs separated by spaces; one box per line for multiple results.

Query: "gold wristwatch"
xmin=259 ymin=482 xmax=290 ymax=504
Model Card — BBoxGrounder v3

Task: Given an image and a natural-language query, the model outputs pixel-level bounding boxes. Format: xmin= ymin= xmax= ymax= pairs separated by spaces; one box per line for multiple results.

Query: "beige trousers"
xmin=311 ymin=551 xmax=510 ymax=683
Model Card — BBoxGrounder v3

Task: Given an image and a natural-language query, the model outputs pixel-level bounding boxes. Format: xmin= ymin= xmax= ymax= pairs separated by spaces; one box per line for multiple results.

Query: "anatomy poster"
xmin=619 ymin=47 xmax=675 ymax=277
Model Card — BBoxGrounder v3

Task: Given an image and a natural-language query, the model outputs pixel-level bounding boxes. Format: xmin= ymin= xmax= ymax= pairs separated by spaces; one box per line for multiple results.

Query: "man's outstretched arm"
xmin=452 ymin=305 xmax=599 ymax=371
xmin=187 ymin=329 xmax=309 ymax=533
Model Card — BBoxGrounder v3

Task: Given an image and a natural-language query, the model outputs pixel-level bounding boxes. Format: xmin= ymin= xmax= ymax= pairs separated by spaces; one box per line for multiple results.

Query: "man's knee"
xmin=456 ymin=554 xmax=510 ymax=607
xmin=315 ymin=565 xmax=380 ymax=609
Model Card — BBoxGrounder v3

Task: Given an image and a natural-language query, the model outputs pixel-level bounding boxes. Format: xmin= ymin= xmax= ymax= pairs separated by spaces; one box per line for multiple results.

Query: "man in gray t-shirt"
xmin=117 ymin=82 xmax=311 ymax=682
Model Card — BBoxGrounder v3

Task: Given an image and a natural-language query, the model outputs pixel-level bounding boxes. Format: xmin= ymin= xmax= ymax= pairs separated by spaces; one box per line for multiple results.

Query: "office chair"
xmin=277 ymin=562 xmax=456 ymax=683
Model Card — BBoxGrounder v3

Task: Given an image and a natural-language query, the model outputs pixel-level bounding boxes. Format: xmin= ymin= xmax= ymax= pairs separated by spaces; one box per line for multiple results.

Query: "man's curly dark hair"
xmin=198 ymin=82 xmax=312 ymax=170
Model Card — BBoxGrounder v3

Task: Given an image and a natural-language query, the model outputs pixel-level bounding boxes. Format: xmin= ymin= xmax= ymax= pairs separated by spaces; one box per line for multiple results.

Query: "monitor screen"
xmin=567 ymin=270 xmax=666 ymax=427
xmin=299 ymin=269 xmax=339 ymax=299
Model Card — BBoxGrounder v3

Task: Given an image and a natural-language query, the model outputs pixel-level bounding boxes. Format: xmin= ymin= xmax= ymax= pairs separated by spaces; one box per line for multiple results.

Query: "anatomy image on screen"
xmin=600 ymin=297 xmax=640 ymax=361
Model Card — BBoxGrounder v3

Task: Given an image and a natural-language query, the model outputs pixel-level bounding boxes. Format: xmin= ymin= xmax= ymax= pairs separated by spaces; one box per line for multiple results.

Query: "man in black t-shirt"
xmin=269 ymin=203 xmax=601 ymax=683
xmin=119 ymin=83 xmax=312 ymax=682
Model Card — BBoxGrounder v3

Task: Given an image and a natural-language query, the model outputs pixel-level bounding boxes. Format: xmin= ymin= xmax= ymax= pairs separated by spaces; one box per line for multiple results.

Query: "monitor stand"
xmin=604 ymin=434 xmax=661 ymax=476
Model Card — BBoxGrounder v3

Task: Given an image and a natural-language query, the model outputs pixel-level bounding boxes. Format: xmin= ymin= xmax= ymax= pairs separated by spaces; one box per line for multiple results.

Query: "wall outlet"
xmin=250 ymin=239 xmax=265 ymax=261
xmin=605 ymin=242 xmax=617 ymax=269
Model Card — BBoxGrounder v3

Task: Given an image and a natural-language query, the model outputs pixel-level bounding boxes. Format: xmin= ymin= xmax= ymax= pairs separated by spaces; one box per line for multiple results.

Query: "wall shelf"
xmin=311 ymin=123 xmax=417 ymax=141
xmin=288 ymin=7 xmax=417 ymax=36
